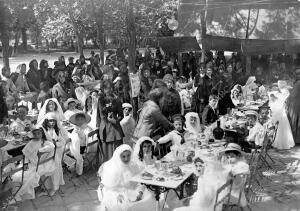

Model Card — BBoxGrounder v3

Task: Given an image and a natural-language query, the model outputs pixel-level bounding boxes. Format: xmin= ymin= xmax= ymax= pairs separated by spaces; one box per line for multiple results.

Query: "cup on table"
xmin=161 ymin=161 xmax=168 ymax=172
xmin=155 ymin=161 xmax=161 ymax=170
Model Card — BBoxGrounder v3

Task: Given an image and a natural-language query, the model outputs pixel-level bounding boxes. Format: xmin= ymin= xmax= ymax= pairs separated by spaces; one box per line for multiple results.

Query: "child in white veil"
xmin=132 ymin=136 xmax=156 ymax=170
xmin=97 ymin=144 xmax=156 ymax=211
xmin=37 ymin=98 xmax=65 ymax=125
xmin=185 ymin=112 xmax=201 ymax=135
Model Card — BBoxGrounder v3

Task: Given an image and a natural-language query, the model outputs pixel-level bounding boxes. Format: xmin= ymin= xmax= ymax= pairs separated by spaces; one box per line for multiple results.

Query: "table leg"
xmin=155 ymin=189 xmax=161 ymax=211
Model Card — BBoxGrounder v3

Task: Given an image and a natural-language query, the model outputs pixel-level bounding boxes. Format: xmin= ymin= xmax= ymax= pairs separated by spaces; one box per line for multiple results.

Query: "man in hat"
xmin=120 ymin=103 xmax=136 ymax=147
xmin=162 ymin=74 xmax=182 ymax=118
xmin=286 ymin=66 xmax=300 ymax=144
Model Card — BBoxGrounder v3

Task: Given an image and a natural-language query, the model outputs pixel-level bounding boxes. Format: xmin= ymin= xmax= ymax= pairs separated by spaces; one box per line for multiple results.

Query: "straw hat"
xmin=222 ymin=143 xmax=243 ymax=154
xmin=122 ymin=103 xmax=133 ymax=109
xmin=172 ymin=114 xmax=186 ymax=123
xmin=244 ymin=110 xmax=258 ymax=117
xmin=69 ymin=112 xmax=91 ymax=126
xmin=64 ymin=98 xmax=79 ymax=110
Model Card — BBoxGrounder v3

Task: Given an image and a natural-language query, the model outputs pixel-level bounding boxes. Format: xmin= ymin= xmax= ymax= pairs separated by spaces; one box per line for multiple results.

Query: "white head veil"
xmin=185 ymin=112 xmax=201 ymax=134
xmin=100 ymin=144 xmax=137 ymax=188
xmin=37 ymin=98 xmax=65 ymax=125
xmin=75 ymin=86 xmax=90 ymax=107
xmin=132 ymin=136 xmax=155 ymax=162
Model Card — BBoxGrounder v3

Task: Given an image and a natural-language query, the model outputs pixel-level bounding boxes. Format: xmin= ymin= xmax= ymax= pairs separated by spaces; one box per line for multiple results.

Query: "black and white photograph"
xmin=0 ymin=0 xmax=300 ymax=210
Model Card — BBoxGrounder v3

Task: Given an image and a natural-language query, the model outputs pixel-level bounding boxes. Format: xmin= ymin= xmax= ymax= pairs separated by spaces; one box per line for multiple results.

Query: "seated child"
xmin=245 ymin=110 xmax=265 ymax=146
xmin=185 ymin=157 xmax=205 ymax=197
xmin=132 ymin=136 xmax=156 ymax=170
xmin=157 ymin=114 xmax=192 ymax=146
xmin=10 ymin=104 xmax=32 ymax=132
xmin=21 ymin=126 xmax=57 ymax=199
xmin=64 ymin=98 xmax=81 ymax=120
xmin=221 ymin=143 xmax=250 ymax=208
xmin=120 ymin=103 xmax=136 ymax=147
xmin=68 ymin=112 xmax=92 ymax=175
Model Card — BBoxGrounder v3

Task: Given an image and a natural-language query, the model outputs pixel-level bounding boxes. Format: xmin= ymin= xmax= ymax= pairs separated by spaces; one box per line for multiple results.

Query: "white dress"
xmin=44 ymin=127 xmax=69 ymax=190
xmin=269 ymin=89 xmax=295 ymax=149
xmin=98 ymin=144 xmax=156 ymax=211
xmin=17 ymin=140 xmax=57 ymax=200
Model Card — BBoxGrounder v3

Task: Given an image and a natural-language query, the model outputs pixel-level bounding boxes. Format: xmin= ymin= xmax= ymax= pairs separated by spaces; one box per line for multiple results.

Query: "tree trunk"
xmin=14 ymin=30 xmax=19 ymax=54
xmin=76 ymin=32 xmax=84 ymax=56
xmin=35 ymin=25 xmax=39 ymax=49
xmin=0 ymin=1 xmax=10 ymax=68
xmin=46 ymin=39 xmax=50 ymax=54
xmin=21 ymin=27 xmax=27 ymax=51
xmin=126 ymin=0 xmax=138 ymax=119
xmin=200 ymin=7 xmax=207 ymax=63
xmin=91 ymin=0 xmax=105 ymax=65
xmin=1 ymin=31 xmax=10 ymax=68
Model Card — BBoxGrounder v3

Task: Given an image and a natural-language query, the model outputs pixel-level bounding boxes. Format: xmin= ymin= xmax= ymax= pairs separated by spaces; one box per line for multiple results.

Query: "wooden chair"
xmin=214 ymin=178 xmax=234 ymax=211
xmin=0 ymin=155 xmax=26 ymax=207
xmin=35 ymin=142 xmax=57 ymax=200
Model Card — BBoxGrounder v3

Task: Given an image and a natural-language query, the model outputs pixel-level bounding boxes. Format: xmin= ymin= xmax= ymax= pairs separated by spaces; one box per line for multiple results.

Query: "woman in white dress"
xmin=269 ymin=80 xmax=295 ymax=149
xmin=97 ymin=144 xmax=156 ymax=211
xmin=42 ymin=112 xmax=70 ymax=195
xmin=37 ymin=98 xmax=65 ymax=125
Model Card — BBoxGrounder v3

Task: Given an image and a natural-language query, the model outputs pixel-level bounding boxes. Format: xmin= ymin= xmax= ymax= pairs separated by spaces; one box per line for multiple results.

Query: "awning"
xmin=158 ymin=36 xmax=201 ymax=53
xmin=202 ymin=35 xmax=241 ymax=52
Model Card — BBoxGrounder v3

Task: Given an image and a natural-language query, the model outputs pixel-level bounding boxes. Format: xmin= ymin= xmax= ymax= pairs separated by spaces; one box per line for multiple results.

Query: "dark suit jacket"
xmin=202 ymin=105 xmax=218 ymax=125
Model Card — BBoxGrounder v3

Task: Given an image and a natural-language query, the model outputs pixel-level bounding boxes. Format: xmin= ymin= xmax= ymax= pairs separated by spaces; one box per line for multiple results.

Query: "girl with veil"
xmin=185 ymin=112 xmax=201 ymax=135
xmin=269 ymin=80 xmax=294 ymax=149
xmin=97 ymin=144 xmax=156 ymax=211
xmin=37 ymin=98 xmax=65 ymax=125
xmin=132 ymin=136 xmax=156 ymax=170
xmin=242 ymin=76 xmax=258 ymax=101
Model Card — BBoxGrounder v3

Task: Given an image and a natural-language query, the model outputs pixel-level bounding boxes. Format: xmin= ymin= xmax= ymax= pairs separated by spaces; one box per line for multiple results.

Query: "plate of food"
xmin=141 ymin=172 xmax=153 ymax=180
xmin=156 ymin=177 xmax=165 ymax=182
xmin=170 ymin=166 xmax=183 ymax=176
xmin=171 ymin=174 xmax=183 ymax=181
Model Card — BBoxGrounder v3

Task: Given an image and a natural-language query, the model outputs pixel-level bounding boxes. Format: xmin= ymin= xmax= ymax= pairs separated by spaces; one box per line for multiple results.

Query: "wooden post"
xmin=0 ymin=0 xmax=10 ymax=68
xmin=200 ymin=0 xmax=207 ymax=63
xmin=245 ymin=7 xmax=251 ymax=75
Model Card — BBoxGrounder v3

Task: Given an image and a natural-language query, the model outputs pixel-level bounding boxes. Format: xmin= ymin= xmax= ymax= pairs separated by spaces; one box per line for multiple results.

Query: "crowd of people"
xmin=0 ymin=47 xmax=299 ymax=210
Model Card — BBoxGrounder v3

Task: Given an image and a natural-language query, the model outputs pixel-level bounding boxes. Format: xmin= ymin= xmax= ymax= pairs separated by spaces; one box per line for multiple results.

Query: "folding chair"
xmin=214 ymin=178 xmax=234 ymax=211
xmin=0 ymin=155 xmax=26 ymax=208
xmin=224 ymin=173 xmax=253 ymax=211
xmin=82 ymin=129 xmax=101 ymax=174
xmin=35 ymin=142 xmax=57 ymax=200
